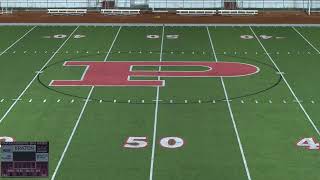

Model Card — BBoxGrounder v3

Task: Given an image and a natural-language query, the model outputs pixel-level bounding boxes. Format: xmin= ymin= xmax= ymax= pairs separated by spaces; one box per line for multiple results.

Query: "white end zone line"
xmin=249 ymin=26 xmax=320 ymax=137
xmin=0 ymin=26 xmax=79 ymax=124
xmin=51 ymin=26 xmax=122 ymax=180
xmin=0 ymin=26 xmax=36 ymax=57
xmin=292 ymin=27 xmax=320 ymax=54
xmin=207 ymin=26 xmax=252 ymax=180
xmin=149 ymin=25 xmax=165 ymax=180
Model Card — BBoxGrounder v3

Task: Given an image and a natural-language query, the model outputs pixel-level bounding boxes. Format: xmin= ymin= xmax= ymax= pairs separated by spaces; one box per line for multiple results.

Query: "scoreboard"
xmin=1 ymin=142 xmax=49 ymax=177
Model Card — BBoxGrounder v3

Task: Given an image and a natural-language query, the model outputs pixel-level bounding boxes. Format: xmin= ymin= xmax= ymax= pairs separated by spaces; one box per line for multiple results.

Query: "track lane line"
xmin=292 ymin=27 xmax=320 ymax=54
xmin=149 ymin=25 xmax=165 ymax=180
xmin=51 ymin=26 xmax=122 ymax=180
xmin=207 ymin=27 xmax=252 ymax=180
xmin=0 ymin=26 xmax=36 ymax=56
xmin=250 ymin=26 xmax=320 ymax=137
xmin=0 ymin=26 xmax=79 ymax=124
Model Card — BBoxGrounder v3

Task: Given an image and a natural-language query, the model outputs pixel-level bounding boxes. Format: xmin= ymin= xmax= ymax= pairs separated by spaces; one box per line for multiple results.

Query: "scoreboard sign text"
xmin=1 ymin=142 xmax=49 ymax=177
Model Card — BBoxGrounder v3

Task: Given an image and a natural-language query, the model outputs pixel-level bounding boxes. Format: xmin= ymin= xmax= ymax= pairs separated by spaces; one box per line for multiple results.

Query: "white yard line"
xmin=292 ymin=27 xmax=320 ymax=54
xmin=0 ymin=26 xmax=79 ymax=124
xmin=0 ymin=26 xmax=36 ymax=56
xmin=50 ymin=86 xmax=94 ymax=180
xmin=149 ymin=25 xmax=165 ymax=180
xmin=249 ymin=26 xmax=320 ymax=137
xmin=51 ymin=26 xmax=122 ymax=180
xmin=104 ymin=27 xmax=122 ymax=62
xmin=207 ymin=27 xmax=252 ymax=180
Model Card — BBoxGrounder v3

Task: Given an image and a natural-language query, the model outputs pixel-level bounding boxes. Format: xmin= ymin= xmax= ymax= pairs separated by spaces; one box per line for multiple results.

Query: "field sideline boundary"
xmin=1 ymin=23 xmax=320 ymax=27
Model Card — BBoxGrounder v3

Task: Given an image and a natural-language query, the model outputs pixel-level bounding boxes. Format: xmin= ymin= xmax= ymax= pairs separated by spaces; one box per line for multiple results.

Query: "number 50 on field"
xmin=123 ymin=136 xmax=184 ymax=149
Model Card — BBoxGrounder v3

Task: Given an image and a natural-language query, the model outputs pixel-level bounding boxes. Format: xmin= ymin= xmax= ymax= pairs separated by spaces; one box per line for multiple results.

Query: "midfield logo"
xmin=50 ymin=61 xmax=259 ymax=87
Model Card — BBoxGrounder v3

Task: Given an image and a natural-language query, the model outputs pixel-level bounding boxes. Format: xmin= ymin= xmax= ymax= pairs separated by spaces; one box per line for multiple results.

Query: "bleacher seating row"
xmin=47 ymin=9 xmax=87 ymax=16
xmin=101 ymin=9 xmax=140 ymax=15
xmin=0 ymin=9 xmax=13 ymax=15
xmin=47 ymin=9 xmax=140 ymax=16
xmin=218 ymin=10 xmax=258 ymax=15
xmin=176 ymin=10 xmax=216 ymax=16
xmin=46 ymin=8 xmax=257 ymax=16
xmin=177 ymin=9 xmax=258 ymax=16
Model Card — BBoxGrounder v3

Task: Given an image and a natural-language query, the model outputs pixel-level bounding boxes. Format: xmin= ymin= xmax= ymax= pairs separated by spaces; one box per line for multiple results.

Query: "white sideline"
xmin=249 ymin=26 xmax=320 ymax=137
xmin=0 ymin=26 xmax=79 ymax=124
xmin=0 ymin=26 xmax=36 ymax=57
xmin=207 ymin=27 xmax=252 ymax=180
xmin=149 ymin=25 xmax=165 ymax=180
xmin=292 ymin=27 xmax=320 ymax=54
xmin=51 ymin=26 xmax=122 ymax=180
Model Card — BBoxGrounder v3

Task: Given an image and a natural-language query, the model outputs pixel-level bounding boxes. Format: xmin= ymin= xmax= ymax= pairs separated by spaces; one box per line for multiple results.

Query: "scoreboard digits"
xmin=1 ymin=142 xmax=49 ymax=177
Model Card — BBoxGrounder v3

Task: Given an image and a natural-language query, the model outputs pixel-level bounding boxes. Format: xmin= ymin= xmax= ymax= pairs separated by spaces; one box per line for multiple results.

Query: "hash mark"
xmin=71 ymin=99 xmax=74 ymax=103
xmin=57 ymin=99 xmax=61 ymax=103
xmin=269 ymin=100 xmax=272 ymax=103
xmin=255 ymin=100 xmax=258 ymax=103
xmin=99 ymin=100 xmax=102 ymax=103
xmin=43 ymin=99 xmax=47 ymax=103
xmin=283 ymin=100 xmax=287 ymax=103
xmin=29 ymin=99 xmax=32 ymax=103
xmin=293 ymin=99 xmax=303 ymax=103
xmin=184 ymin=100 xmax=188 ymax=103
xmin=128 ymin=100 xmax=131 ymax=103
xmin=113 ymin=99 xmax=117 ymax=103
xmin=0 ymin=99 xmax=4 ymax=103
xmin=241 ymin=100 xmax=244 ymax=103
xmin=311 ymin=100 xmax=315 ymax=104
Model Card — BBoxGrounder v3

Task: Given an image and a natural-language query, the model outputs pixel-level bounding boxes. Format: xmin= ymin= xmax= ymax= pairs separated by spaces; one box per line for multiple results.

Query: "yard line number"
xmin=124 ymin=136 xmax=184 ymax=149
xmin=297 ymin=138 xmax=320 ymax=150
xmin=0 ymin=136 xmax=15 ymax=148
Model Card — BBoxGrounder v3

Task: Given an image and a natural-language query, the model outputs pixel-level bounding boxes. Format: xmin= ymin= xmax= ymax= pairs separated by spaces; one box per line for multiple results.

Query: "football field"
xmin=0 ymin=24 xmax=320 ymax=180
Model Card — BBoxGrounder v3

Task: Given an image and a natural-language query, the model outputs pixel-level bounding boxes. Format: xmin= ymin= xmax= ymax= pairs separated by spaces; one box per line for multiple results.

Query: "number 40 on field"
xmin=297 ymin=138 xmax=320 ymax=150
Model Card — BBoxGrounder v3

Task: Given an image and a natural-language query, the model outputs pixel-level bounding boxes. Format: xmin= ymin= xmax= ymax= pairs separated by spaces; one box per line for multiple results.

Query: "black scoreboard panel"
xmin=0 ymin=142 xmax=49 ymax=177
